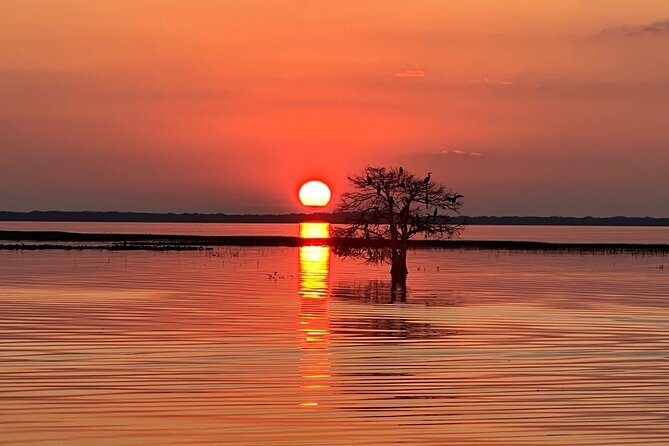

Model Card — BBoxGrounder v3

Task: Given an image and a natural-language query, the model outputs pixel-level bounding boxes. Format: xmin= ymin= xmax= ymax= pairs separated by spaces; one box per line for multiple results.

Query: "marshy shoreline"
xmin=2 ymin=230 xmax=669 ymax=254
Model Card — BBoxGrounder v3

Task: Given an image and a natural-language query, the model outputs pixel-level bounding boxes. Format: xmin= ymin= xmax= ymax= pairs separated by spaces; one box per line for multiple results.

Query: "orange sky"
xmin=1 ymin=1 xmax=669 ymax=215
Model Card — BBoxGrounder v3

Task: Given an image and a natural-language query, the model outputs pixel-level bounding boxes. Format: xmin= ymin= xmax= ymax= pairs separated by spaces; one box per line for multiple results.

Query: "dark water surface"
xmin=1 ymin=240 xmax=669 ymax=444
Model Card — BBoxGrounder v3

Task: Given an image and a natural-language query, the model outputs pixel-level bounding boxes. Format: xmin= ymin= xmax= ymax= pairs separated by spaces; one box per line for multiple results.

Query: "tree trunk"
xmin=390 ymin=271 xmax=407 ymax=303
xmin=390 ymin=247 xmax=408 ymax=276
xmin=389 ymin=247 xmax=408 ymax=303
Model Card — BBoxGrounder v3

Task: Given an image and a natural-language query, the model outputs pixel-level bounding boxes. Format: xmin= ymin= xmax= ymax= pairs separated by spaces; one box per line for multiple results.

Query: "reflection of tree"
xmin=332 ymin=280 xmax=399 ymax=304
xmin=332 ymin=280 xmax=466 ymax=307
xmin=332 ymin=316 xmax=451 ymax=340
xmin=297 ymin=223 xmax=331 ymax=408
xmin=332 ymin=280 xmax=453 ymax=339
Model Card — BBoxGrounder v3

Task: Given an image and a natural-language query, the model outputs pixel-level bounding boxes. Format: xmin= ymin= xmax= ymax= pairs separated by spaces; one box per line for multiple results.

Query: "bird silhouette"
xmin=366 ymin=174 xmax=373 ymax=185
xmin=399 ymin=166 xmax=404 ymax=174
xmin=376 ymin=184 xmax=381 ymax=197
xmin=446 ymin=194 xmax=464 ymax=203
xmin=433 ymin=208 xmax=438 ymax=219
xmin=423 ymin=172 xmax=432 ymax=184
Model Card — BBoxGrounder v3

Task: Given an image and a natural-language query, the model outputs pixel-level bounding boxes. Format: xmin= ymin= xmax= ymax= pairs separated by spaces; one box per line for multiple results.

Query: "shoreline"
xmin=2 ymin=230 xmax=669 ymax=253
xmin=2 ymin=212 xmax=669 ymax=226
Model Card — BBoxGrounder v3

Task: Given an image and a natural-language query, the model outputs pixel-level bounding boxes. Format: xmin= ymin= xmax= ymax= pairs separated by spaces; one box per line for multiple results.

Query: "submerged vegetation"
xmin=2 ymin=230 xmax=669 ymax=255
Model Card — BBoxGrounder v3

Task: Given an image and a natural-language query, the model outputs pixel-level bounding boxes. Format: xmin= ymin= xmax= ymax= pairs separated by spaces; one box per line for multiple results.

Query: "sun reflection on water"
xmin=299 ymin=221 xmax=330 ymax=239
xmin=298 ymin=223 xmax=331 ymax=408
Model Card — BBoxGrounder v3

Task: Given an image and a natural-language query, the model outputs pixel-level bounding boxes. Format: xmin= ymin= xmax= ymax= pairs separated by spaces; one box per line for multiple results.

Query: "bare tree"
xmin=332 ymin=166 xmax=464 ymax=299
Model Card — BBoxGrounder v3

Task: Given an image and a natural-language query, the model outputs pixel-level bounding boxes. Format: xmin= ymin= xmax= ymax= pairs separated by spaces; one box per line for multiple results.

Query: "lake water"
xmin=3 ymin=221 xmax=669 ymax=244
xmin=1 ymin=223 xmax=668 ymax=445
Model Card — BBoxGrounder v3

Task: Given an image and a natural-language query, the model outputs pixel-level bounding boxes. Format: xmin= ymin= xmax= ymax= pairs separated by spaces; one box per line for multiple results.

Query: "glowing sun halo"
xmin=299 ymin=181 xmax=331 ymax=207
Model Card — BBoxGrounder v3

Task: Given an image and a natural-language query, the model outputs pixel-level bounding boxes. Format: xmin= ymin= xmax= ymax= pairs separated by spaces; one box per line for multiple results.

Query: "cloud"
xmin=598 ymin=18 xmax=669 ymax=37
xmin=438 ymin=149 xmax=483 ymax=157
xmin=394 ymin=70 xmax=425 ymax=79
xmin=468 ymin=78 xmax=514 ymax=86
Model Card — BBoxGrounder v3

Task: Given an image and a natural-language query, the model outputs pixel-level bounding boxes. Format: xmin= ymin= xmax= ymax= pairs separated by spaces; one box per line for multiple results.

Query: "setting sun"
xmin=299 ymin=181 xmax=331 ymax=207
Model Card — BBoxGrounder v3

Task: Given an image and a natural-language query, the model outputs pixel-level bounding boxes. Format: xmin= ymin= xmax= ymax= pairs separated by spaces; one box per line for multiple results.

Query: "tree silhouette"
xmin=332 ymin=166 xmax=464 ymax=300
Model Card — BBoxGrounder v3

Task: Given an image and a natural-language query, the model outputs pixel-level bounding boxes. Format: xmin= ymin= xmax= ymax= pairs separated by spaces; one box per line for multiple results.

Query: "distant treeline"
xmin=1 ymin=211 xmax=669 ymax=226
xmin=0 ymin=211 xmax=335 ymax=223
xmin=462 ymin=216 xmax=669 ymax=226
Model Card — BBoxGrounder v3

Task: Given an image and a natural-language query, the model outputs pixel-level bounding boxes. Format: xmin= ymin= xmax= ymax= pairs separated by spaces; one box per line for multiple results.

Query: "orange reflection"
xmin=299 ymin=246 xmax=330 ymax=299
xmin=298 ymin=223 xmax=331 ymax=408
xmin=299 ymin=222 xmax=330 ymax=239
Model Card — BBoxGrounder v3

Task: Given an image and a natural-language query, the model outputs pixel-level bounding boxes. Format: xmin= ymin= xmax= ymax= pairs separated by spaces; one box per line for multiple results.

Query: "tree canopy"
xmin=332 ymin=166 xmax=464 ymax=279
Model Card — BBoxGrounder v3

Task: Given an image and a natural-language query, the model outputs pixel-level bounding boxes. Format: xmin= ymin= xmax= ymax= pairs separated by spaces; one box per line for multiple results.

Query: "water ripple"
xmin=1 ymin=248 xmax=668 ymax=445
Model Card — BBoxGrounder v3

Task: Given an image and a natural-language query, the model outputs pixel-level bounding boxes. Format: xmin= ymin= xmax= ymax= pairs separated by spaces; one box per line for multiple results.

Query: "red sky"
xmin=1 ymin=1 xmax=669 ymax=216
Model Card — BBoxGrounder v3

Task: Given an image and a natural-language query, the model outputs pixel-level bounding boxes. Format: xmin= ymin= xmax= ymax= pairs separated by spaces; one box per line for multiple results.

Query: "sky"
xmin=1 ymin=0 xmax=669 ymax=216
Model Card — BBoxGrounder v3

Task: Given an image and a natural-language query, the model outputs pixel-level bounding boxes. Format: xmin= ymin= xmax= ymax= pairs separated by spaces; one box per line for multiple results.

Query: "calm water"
xmin=1 ymin=224 xmax=668 ymax=445
xmin=3 ymin=221 xmax=669 ymax=243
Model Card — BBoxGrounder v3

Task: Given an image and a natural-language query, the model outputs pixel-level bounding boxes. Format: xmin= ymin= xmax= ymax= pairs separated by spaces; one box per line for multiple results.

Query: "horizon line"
xmin=1 ymin=210 xmax=669 ymax=219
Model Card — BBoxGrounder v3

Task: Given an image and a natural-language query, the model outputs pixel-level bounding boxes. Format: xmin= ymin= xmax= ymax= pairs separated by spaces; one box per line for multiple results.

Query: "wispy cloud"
xmin=438 ymin=149 xmax=483 ymax=157
xmin=468 ymin=78 xmax=514 ymax=86
xmin=597 ymin=18 xmax=669 ymax=37
xmin=394 ymin=69 xmax=425 ymax=79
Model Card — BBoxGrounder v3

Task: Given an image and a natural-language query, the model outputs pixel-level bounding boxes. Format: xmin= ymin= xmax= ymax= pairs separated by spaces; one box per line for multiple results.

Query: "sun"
xmin=299 ymin=180 xmax=331 ymax=207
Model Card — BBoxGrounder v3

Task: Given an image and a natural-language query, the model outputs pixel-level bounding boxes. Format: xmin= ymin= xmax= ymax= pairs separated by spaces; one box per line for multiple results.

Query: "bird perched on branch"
xmin=445 ymin=194 xmax=464 ymax=203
